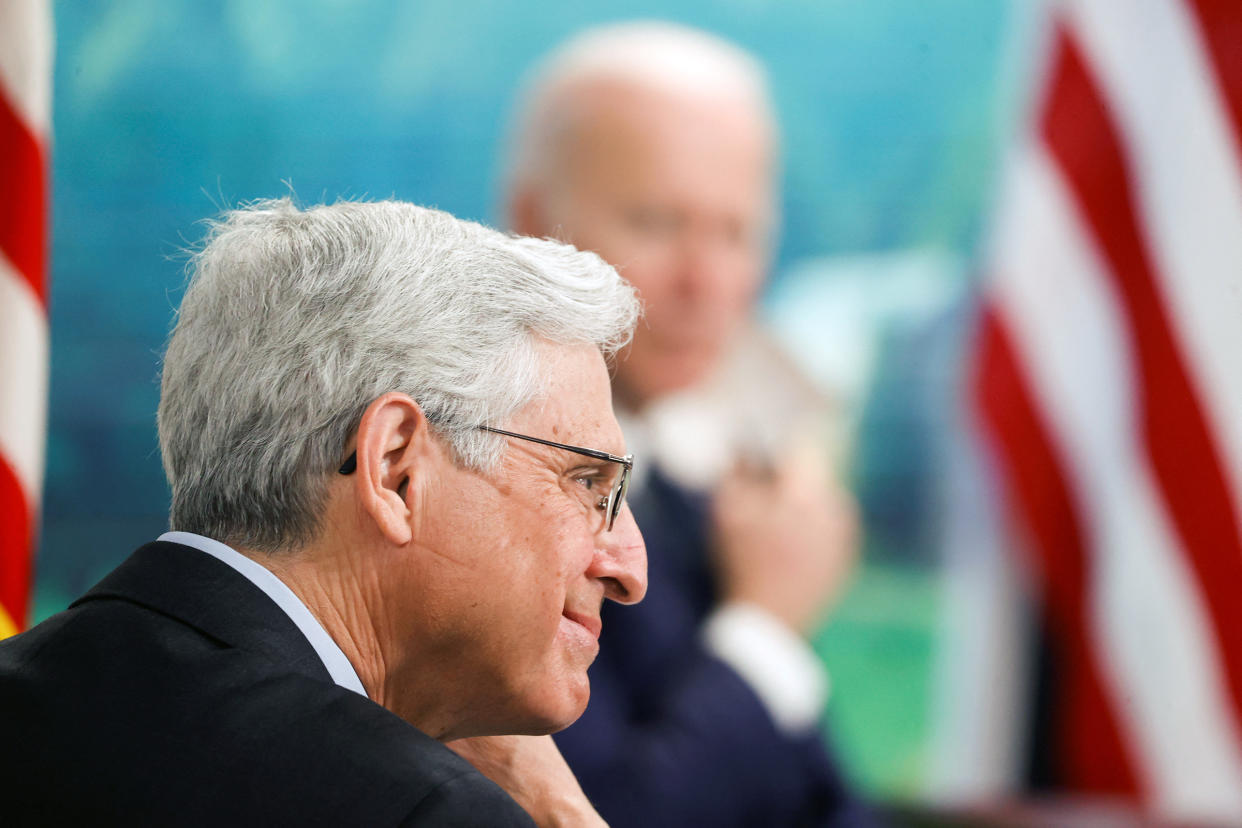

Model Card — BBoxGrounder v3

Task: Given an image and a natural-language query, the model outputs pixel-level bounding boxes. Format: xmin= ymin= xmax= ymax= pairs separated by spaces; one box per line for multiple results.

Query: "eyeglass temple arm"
xmin=339 ymin=425 xmax=632 ymax=476
xmin=477 ymin=426 xmax=631 ymax=466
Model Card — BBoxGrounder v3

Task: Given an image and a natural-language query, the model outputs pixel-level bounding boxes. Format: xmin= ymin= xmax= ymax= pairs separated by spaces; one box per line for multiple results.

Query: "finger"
xmin=775 ymin=432 xmax=831 ymax=490
xmin=735 ymin=440 xmax=778 ymax=482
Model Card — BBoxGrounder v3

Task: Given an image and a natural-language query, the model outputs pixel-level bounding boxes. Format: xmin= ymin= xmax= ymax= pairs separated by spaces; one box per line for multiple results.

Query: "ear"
xmin=508 ymin=187 xmax=549 ymax=238
xmin=351 ymin=392 xmax=435 ymax=546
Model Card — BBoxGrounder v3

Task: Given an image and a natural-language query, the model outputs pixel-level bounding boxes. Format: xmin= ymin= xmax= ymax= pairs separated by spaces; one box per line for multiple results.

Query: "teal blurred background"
xmin=40 ymin=0 xmax=1037 ymax=801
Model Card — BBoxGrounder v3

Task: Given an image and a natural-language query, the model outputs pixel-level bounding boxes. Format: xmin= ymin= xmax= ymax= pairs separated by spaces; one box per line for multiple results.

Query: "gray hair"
xmin=505 ymin=20 xmax=775 ymax=199
xmin=158 ymin=197 xmax=639 ymax=552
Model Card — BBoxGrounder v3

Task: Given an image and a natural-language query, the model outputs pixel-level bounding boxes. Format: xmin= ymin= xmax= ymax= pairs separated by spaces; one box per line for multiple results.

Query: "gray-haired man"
xmin=0 ymin=199 xmax=647 ymax=826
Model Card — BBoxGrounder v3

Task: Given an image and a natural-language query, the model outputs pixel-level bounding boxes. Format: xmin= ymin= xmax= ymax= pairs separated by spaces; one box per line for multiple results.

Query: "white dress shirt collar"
xmin=158 ymin=531 xmax=368 ymax=698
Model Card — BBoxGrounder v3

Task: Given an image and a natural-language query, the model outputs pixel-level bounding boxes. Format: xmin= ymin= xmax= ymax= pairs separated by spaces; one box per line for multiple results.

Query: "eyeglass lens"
xmin=606 ymin=464 xmax=630 ymax=531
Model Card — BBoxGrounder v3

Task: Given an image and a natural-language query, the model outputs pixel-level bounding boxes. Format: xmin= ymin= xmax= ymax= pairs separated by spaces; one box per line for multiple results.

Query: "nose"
xmin=591 ymin=503 xmax=647 ymax=605
xmin=672 ymin=231 xmax=720 ymax=305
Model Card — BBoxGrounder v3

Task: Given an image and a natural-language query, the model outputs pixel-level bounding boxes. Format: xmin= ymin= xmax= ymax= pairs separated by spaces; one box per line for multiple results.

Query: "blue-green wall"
xmin=40 ymin=0 xmax=1033 ymax=797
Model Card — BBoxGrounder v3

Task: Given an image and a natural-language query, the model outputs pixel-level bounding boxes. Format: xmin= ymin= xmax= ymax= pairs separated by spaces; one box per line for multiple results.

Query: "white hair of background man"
xmin=505 ymin=20 xmax=777 ymax=199
xmin=158 ymin=198 xmax=639 ymax=553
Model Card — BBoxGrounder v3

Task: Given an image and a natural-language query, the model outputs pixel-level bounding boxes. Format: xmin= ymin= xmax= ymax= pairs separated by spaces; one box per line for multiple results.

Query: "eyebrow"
xmin=561 ymin=456 xmax=619 ymax=479
xmin=567 ymin=458 xmax=616 ymax=474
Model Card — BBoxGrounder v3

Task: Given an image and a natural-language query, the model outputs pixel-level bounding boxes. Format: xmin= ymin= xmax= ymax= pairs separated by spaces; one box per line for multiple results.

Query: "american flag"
xmin=971 ymin=0 xmax=1242 ymax=820
xmin=0 ymin=0 xmax=52 ymax=637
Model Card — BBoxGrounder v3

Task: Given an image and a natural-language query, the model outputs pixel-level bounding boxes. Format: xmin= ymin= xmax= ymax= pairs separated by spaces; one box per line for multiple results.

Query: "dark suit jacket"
xmin=554 ymin=466 xmax=876 ymax=827
xmin=0 ymin=541 xmax=535 ymax=827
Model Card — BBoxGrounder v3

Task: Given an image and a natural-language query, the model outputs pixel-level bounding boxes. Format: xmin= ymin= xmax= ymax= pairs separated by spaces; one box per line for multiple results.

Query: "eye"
xmin=624 ymin=206 xmax=682 ymax=237
xmin=569 ymin=469 xmax=610 ymax=514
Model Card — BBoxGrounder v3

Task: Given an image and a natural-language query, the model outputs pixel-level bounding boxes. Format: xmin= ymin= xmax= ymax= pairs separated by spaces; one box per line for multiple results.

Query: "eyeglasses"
xmin=337 ymin=426 xmax=633 ymax=532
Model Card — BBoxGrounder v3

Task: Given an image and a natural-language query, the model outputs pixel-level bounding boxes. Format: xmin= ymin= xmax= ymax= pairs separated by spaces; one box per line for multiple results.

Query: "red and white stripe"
xmin=0 ymin=0 xmax=52 ymax=637
xmin=972 ymin=0 xmax=1242 ymax=820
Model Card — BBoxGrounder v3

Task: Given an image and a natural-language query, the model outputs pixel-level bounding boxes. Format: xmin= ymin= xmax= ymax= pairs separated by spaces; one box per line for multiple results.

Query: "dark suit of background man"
xmin=505 ymin=22 xmax=874 ymax=827
xmin=0 ymin=199 xmax=649 ymax=826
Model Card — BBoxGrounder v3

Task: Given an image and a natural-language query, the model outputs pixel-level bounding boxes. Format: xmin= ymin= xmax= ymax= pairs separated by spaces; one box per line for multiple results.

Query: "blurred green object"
xmin=36 ymin=0 xmax=1026 ymax=808
xmin=814 ymin=559 xmax=940 ymax=798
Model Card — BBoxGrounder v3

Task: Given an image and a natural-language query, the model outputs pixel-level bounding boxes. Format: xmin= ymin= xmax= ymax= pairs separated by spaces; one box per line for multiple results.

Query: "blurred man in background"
xmin=505 ymin=22 xmax=870 ymax=826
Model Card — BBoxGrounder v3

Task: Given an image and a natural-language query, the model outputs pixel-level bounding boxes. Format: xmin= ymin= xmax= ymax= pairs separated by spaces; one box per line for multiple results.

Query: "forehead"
xmin=506 ymin=339 xmax=623 ymax=454
xmin=559 ymin=81 xmax=774 ymax=205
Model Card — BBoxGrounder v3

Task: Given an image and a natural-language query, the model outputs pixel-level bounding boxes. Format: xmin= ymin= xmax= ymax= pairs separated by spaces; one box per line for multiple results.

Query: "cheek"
xmin=720 ymin=268 xmax=764 ymax=324
xmin=508 ymin=502 xmax=593 ymax=619
xmin=623 ymin=261 xmax=679 ymax=311
xmin=586 ymin=231 xmax=677 ymax=291
xmin=540 ymin=504 xmax=598 ymax=587
xmin=499 ymin=516 xmax=598 ymax=723
xmin=735 ymin=257 xmax=766 ymax=303
xmin=558 ymin=205 xmax=674 ymax=284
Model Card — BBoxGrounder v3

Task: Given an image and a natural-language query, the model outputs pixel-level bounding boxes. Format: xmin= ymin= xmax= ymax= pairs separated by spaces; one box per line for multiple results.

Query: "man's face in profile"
xmin=545 ymin=82 xmax=774 ymax=407
xmin=394 ymin=340 xmax=646 ymax=739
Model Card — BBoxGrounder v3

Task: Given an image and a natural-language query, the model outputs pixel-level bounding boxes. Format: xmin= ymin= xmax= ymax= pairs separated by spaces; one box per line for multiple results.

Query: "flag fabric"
xmin=971 ymin=0 xmax=1242 ymax=821
xmin=0 ymin=0 xmax=52 ymax=638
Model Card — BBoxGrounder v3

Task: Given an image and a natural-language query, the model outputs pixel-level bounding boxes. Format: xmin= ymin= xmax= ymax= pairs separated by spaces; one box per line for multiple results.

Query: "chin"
xmin=517 ymin=681 xmax=591 ymax=735
xmin=448 ymin=688 xmax=589 ymax=740
xmin=624 ymin=356 xmax=719 ymax=403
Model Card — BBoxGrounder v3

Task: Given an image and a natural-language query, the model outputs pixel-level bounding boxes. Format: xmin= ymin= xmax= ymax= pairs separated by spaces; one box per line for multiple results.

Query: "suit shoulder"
xmin=401 ymin=766 xmax=537 ymax=827
xmin=226 ymin=678 xmax=534 ymax=825
xmin=0 ymin=603 xmax=529 ymax=826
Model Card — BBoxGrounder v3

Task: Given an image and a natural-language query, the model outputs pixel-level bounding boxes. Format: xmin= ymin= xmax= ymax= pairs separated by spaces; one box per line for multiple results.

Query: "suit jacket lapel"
xmin=73 ymin=541 xmax=334 ymax=685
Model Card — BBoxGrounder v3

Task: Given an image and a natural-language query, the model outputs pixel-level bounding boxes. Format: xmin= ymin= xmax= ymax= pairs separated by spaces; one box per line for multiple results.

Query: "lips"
xmin=561 ymin=609 xmax=602 ymax=640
